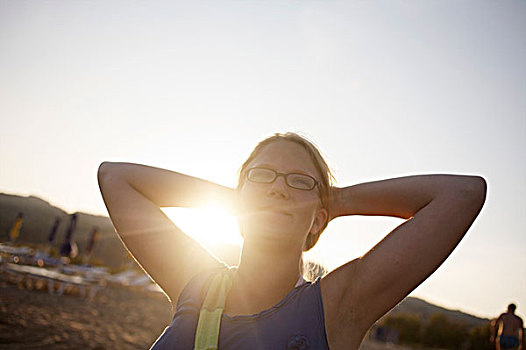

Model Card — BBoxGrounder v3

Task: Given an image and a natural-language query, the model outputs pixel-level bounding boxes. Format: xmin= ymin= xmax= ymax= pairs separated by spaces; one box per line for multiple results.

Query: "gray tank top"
xmin=151 ymin=267 xmax=330 ymax=349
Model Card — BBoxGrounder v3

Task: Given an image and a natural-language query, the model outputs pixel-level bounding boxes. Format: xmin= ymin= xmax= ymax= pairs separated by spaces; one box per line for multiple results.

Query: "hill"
xmin=1 ymin=193 xmax=129 ymax=268
xmin=387 ymin=297 xmax=489 ymax=328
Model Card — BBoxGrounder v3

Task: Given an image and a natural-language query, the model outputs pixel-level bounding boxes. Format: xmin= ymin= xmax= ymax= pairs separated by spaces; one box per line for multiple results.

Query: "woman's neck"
xmin=239 ymin=238 xmax=302 ymax=279
xmin=225 ymin=239 xmax=303 ymax=315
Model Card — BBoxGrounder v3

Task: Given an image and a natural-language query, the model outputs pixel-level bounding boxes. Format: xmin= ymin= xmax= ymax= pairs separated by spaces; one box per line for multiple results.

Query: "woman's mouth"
xmin=258 ymin=206 xmax=292 ymax=216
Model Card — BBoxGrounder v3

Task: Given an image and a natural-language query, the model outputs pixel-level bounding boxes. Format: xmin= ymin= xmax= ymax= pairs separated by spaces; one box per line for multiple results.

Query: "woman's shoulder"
xmin=175 ymin=264 xmax=229 ymax=308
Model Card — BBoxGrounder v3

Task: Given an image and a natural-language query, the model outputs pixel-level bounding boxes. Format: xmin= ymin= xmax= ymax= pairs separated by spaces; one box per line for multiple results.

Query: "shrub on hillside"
xmin=422 ymin=312 xmax=469 ymax=349
xmin=383 ymin=313 xmax=422 ymax=344
xmin=467 ymin=322 xmax=492 ymax=350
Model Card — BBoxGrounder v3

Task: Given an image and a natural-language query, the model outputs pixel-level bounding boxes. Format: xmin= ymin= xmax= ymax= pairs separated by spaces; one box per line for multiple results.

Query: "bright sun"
xmin=162 ymin=206 xmax=243 ymax=248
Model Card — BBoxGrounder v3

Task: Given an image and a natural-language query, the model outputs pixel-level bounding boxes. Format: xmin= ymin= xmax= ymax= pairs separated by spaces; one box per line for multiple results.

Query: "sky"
xmin=1 ymin=0 xmax=524 ymax=320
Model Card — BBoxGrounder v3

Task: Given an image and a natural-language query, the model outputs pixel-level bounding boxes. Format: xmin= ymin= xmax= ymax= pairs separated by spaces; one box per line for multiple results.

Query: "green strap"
xmin=194 ymin=267 xmax=236 ymax=350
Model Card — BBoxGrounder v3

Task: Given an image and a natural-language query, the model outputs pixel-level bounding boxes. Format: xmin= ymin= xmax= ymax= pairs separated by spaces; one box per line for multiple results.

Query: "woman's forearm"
xmin=98 ymin=162 xmax=235 ymax=209
xmin=331 ymin=174 xmax=486 ymax=220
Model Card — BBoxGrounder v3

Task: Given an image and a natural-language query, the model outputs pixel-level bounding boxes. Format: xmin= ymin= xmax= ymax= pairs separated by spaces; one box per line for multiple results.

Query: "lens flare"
xmin=163 ymin=206 xmax=242 ymax=248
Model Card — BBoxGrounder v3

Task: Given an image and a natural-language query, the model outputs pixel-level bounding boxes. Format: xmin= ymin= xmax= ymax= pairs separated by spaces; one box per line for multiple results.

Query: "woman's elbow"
xmin=459 ymin=175 xmax=487 ymax=209
xmin=97 ymin=161 xmax=120 ymax=186
xmin=98 ymin=162 xmax=110 ymax=182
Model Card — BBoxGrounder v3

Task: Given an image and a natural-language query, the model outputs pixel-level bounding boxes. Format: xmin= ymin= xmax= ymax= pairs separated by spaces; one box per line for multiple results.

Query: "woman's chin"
xmin=241 ymin=220 xmax=297 ymax=242
xmin=239 ymin=211 xmax=292 ymax=227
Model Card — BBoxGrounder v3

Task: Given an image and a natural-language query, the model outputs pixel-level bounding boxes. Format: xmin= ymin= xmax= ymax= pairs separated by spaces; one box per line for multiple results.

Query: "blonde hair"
xmin=237 ymin=132 xmax=335 ymax=251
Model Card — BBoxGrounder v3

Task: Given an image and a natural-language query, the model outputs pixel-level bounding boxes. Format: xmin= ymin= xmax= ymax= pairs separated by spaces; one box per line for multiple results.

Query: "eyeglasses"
xmin=245 ymin=167 xmax=318 ymax=191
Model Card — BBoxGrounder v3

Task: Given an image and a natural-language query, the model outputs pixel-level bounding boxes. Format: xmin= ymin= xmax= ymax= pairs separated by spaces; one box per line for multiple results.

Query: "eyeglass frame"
xmin=244 ymin=167 xmax=319 ymax=191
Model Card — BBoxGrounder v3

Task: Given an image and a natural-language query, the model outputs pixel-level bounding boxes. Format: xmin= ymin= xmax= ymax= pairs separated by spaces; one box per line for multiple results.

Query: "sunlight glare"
xmin=162 ymin=206 xmax=243 ymax=248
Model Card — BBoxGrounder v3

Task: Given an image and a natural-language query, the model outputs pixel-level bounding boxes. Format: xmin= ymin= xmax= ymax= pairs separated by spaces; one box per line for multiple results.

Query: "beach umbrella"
xmin=82 ymin=226 xmax=99 ymax=264
xmin=47 ymin=217 xmax=61 ymax=244
xmin=8 ymin=212 xmax=24 ymax=243
xmin=60 ymin=213 xmax=77 ymax=257
xmin=86 ymin=227 xmax=99 ymax=256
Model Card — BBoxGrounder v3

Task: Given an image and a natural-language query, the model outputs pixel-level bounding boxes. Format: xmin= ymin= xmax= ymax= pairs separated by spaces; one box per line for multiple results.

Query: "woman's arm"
xmin=330 ymin=174 xmax=486 ymax=219
xmin=321 ymin=174 xmax=486 ymax=340
xmin=97 ymin=162 xmax=234 ymax=304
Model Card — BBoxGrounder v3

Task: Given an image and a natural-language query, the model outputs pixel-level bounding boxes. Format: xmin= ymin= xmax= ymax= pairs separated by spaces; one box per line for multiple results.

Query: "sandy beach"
xmin=0 ymin=281 xmax=172 ymax=350
xmin=0 ymin=279 xmax=413 ymax=350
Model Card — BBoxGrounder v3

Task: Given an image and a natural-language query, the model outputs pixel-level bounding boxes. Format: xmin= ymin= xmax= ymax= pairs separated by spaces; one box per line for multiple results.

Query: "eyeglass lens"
xmin=247 ymin=168 xmax=316 ymax=190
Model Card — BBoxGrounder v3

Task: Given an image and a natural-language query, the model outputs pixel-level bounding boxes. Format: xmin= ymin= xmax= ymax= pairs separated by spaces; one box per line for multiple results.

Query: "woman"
xmin=98 ymin=132 xmax=486 ymax=349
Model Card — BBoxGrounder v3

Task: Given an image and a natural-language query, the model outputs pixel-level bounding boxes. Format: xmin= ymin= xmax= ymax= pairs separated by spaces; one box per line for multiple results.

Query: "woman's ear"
xmin=312 ymin=208 xmax=328 ymax=235
xmin=303 ymin=208 xmax=328 ymax=251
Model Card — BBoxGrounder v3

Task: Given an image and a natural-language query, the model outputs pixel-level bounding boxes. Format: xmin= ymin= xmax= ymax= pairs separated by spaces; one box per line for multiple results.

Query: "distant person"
xmin=491 ymin=304 xmax=524 ymax=350
xmin=98 ymin=132 xmax=486 ymax=349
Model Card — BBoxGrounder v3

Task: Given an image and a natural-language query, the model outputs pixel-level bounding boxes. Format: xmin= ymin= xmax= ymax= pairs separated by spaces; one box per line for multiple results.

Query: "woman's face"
xmin=237 ymin=140 xmax=328 ymax=249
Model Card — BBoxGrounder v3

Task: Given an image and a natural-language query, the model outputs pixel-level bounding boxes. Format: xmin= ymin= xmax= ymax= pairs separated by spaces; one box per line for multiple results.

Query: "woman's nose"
xmin=267 ymin=175 xmax=289 ymax=199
